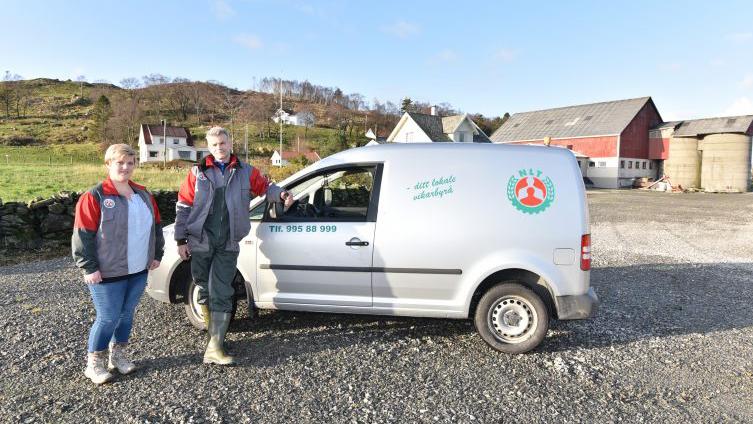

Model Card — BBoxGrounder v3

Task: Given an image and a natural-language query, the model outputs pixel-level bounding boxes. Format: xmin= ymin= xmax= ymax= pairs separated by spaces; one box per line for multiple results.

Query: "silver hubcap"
xmin=488 ymin=295 xmax=537 ymax=343
xmin=191 ymin=284 xmax=204 ymax=321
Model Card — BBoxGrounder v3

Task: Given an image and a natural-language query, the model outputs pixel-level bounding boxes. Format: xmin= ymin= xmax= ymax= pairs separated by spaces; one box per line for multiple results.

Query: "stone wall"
xmin=0 ymin=191 xmax=177 ymax=250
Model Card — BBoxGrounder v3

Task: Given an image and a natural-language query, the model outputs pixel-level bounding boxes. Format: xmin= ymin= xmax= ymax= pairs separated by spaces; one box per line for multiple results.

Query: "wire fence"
xmin=0 ymin=147 xmax=100 ymax=165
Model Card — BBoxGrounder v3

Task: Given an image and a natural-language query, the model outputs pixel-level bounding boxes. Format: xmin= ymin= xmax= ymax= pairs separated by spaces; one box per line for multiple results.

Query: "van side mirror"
xmin=268 ymin=201 xmax=284 ymax=219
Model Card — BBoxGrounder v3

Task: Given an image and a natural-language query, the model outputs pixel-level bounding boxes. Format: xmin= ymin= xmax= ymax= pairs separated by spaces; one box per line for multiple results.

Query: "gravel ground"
xmin=1 ymin=190 xmax=752 ymax=423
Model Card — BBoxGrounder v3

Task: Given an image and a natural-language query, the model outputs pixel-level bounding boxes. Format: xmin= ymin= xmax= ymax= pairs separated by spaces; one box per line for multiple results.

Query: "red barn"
xmin=490 ymin=97 xmax=663 ymax=188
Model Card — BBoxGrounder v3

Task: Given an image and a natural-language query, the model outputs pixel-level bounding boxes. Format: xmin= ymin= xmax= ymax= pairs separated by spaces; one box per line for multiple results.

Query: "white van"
xmin=147 ymin=143 xmax=597 ymax=353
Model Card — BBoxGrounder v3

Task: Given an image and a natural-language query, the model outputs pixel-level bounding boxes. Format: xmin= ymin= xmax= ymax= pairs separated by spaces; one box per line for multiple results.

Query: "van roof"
xmin=275 ymin=143 xmax=578 ymax=194
xmin=320 ymin=142 xmax=574 ymax=166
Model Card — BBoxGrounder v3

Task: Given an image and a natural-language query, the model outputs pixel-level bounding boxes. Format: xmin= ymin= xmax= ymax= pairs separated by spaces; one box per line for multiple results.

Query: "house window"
xmin=173 ymin=138 xmax=180 ymax=145
xmin=620 ymin=160 xmax=625 ymax=169
xmin=458 ymin=133 xmax=465 ymax=142
xmin=598 ymin=161 xmax=606 ymax=167
xmin=178 ymin=151 xmax=191 ymax=159
xmin=642 ymin=162 xmax=646 ymax=169
xmin=649 ymin=162 xmax=653 ymax=170
xmin=149 ymin=151 xmax=158 ymax=158
xmin=405 ymin=132 xmax=413 ymax=142
xmin=589 ymin=161 xmax=595 ymax=167
xmin=628 ymin=161 xmax=633 ymax=169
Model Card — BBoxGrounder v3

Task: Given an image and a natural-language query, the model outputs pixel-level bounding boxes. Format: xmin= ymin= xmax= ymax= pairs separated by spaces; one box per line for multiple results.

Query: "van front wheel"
xmin=184 ymin=280 xmax=237 ymax=331
xmin=474 ymin=282 xmax=549 ymax=354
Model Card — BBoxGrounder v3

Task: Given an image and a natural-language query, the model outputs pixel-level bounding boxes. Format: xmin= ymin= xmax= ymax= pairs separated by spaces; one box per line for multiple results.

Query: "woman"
xmin=72 ymin=144 xmax=164 ymax=384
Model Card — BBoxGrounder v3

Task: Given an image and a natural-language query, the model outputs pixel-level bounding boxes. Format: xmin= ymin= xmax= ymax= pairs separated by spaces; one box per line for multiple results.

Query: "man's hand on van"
xmin=178 ymin=244 xmax=191 ymax=261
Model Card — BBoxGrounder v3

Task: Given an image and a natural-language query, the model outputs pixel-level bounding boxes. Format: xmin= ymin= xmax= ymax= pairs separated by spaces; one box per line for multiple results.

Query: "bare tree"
xmin=119 ymin=77 xmax=141 ymax=90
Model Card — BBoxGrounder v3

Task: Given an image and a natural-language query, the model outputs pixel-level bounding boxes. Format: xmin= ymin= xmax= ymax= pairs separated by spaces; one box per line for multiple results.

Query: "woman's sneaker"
xmin=84 ymin=351 xmax=114 ymax=384
xmin=108 ymin=342 xmax=137 ymax=374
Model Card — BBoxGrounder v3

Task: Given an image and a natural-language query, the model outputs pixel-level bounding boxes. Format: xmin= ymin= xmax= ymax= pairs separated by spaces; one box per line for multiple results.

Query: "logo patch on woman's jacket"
xmin=507 ymin=169 xmax=555 ymax=214
xmin=103 ymin=199 xmax=116 ymax=209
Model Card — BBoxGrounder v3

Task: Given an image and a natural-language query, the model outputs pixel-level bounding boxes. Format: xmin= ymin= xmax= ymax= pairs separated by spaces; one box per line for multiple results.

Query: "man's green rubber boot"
xmin=203 ymin=312 xmax=235 ymax=365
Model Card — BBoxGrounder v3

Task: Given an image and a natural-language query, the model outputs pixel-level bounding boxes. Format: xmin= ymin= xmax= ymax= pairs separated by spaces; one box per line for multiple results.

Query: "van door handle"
xmin=345 ymin=240 xmax=369 ymax=246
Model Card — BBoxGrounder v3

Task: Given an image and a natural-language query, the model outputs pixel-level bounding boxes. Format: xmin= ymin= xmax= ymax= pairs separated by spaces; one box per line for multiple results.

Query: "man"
xmin=174 ymin=126 xmax=293 ymax=365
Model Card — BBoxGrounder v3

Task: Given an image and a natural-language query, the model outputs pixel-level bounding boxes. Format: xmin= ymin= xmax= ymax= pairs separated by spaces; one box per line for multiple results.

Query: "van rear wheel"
xmin=474 ymin=282 xmax=549 ymax=354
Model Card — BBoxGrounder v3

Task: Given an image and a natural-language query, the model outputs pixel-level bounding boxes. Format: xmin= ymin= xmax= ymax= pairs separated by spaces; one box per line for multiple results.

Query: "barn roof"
xmin=490 ymin=97 xmax=657 ymax=142
xmin=672 ymin=115 xmax=753 ymax=137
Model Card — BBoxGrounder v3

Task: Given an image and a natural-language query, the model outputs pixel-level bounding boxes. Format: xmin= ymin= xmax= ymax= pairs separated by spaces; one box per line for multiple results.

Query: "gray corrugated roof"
xmin=651 ymin=121 xmax=682 ymax=130
xmin=407 ymin=112 xmax=452 ymax=142
xmin=490 ymin=97 xmax=653 ymax=142
xmin=673 ymin=115 xmax=753 ymax=137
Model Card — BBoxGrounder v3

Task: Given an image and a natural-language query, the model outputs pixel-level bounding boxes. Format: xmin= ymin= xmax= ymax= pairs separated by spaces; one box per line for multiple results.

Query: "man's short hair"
xmin=104 ymin=143 xmax=136 ymax=164
xmin=206 ymin=126 xmax=230 ymax=142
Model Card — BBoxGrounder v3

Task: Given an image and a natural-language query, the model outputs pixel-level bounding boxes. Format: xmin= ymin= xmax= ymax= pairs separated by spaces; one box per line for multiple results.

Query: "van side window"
xmin=269 ymin=166 xmax=377 ymax=222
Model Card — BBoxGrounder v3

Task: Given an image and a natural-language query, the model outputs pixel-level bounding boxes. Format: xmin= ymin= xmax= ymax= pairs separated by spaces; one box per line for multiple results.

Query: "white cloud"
xmin=723 ymin=97 xmax=753 ymax=116
xmin=493 ymin=48 xmax=515 ymax=62
xmin=381 ymin=20 xmax=420 ymax=38
xmin=709 ymin=58 xmax=726 ymax=67
xmin=726 ymin=32 xmax=753 ymax=43
xmin=433 ymin=49 xmax=458 ymax=63
xmin=234 ymin=34 xmax=263 ymax=50
xmin=211 ymin=0 xmax=235 ymax=20
xmin=742 ymin=73 xmax=753 ymax=88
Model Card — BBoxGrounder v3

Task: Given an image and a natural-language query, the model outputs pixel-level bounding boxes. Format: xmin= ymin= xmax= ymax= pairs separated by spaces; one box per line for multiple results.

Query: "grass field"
xmin=0 ymin=154 xmax=303 ymax=202
xmin=0 ymin=163 xmax=187 ymax=201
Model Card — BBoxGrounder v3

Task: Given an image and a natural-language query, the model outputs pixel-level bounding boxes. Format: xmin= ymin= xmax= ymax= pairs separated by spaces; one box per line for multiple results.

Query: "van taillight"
xmin=580 ymin=234 xmax=591 ymax=271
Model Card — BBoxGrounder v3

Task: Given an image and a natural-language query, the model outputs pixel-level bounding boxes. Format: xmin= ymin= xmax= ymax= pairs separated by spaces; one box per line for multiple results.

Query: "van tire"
xmin=184 ymin=280 xmax=237 ymax=331
xmin=474 ymin=282 xmax=549 ymax=354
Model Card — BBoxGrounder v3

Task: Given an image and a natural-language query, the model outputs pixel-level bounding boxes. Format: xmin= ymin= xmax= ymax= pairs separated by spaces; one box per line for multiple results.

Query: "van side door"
xmin=255 ymin=164 xmax=383 ymax=307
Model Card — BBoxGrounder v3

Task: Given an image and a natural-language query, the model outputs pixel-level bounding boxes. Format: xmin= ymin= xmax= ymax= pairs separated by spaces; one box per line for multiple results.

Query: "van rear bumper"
xmin=554 ymin=287 xmax=598 ymax=320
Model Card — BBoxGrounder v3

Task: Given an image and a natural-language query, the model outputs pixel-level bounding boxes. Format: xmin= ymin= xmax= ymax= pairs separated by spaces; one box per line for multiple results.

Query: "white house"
xmin=271 ymin=150 xmax=321 ymax=166
xmin=138 ymin=124 xmax=205 ymax=162
xmin=365 ymin=128 xmax=388 ymax=146
xmin=272 ymin=108 xmax=316 ymax=127
xmin=386 ymin=106 xmax=491 ymax=143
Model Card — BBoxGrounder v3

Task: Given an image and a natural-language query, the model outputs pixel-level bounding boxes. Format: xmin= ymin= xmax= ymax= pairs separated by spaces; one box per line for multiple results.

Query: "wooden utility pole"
xmin=278 ymin=78 xmax=283 ymax=167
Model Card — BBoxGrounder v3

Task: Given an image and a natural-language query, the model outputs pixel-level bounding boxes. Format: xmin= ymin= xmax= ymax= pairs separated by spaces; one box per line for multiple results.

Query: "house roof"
xmin=141 ymin=124 xmax=194 ymax=146
xmin=398 ymin=112 xmax=490 ymax=142
xmin=278 ymin=150 xmax=321 ymax=162
xmin=490 ymin=96 xmax=656 ymax=142
xmin=407 ymin=112 xmax=452 ymax=142
xmin=672 ymin=115 xmax=753 ymax=137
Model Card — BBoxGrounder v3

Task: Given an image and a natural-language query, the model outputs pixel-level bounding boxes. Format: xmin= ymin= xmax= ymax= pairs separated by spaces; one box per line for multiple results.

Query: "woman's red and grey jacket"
xmin=71 ymin=178 xmax=165 ymax=278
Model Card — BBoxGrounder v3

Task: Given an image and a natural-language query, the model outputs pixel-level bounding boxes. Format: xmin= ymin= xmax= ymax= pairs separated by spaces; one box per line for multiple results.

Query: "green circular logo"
xmin=507 ymin=171 xmax=555 ymax=214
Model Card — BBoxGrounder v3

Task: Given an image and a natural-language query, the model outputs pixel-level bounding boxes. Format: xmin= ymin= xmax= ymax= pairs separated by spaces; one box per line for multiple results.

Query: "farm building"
xmin=490 ymin=97 xmax=663 ymax=188
xmin=651 ymin=116 xmax=753 ymax=192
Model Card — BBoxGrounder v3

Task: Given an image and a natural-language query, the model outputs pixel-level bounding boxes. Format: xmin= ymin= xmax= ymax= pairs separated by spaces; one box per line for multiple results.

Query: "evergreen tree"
xmin=401 ymin=97 xmax=413 ymax=113
xmin=91 ymin=95 xmax=113 ymax=145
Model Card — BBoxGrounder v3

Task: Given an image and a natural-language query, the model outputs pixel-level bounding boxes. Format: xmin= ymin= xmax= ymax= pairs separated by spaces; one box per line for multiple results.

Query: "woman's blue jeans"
xmin=87 ymin=272 xmax=148 ymax=352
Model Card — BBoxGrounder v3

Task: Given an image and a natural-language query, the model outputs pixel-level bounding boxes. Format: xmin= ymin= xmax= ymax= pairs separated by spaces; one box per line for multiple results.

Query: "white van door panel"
xmin=256 ymin=222 xmax=375 ymax=307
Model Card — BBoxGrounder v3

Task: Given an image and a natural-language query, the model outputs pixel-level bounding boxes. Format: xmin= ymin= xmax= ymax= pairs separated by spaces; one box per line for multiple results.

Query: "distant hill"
xmin=0 ymin=77 xmax=507 ymax=156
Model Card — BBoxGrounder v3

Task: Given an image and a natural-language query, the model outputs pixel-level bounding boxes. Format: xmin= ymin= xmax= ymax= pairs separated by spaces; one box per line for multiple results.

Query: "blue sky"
xmin=2 ymin=0 xmax=753 ymax=120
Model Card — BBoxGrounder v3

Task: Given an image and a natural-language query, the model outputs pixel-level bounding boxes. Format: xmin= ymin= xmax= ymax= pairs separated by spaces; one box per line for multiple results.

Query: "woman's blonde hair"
xmin=104 ymin=144 xmax=137 ymax=164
